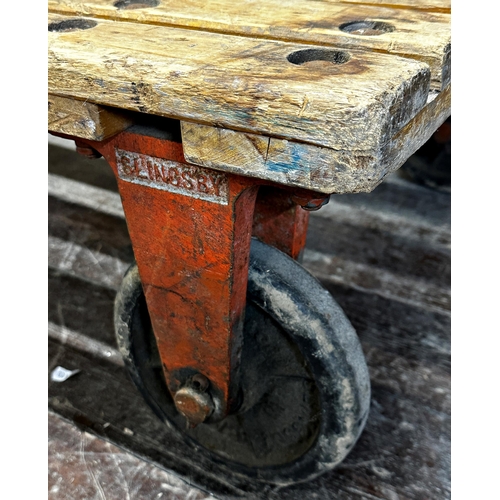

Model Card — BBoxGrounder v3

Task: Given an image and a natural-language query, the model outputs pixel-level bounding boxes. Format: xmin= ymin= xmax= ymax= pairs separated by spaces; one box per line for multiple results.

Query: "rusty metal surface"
xmin=173 ymin=375 xmax=215 ymax=426
xmin=252 ymin=187 xmax=310 ymax=260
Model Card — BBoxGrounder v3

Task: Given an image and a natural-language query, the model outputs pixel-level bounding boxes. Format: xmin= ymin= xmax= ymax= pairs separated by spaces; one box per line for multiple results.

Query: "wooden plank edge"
xmin=48 ymin=95 xmax=133 ymax=140
xmin=182 ymin=85 xmax=450 ymax=194
xmin=378 ymin=84 xmax=451 ymax=181
xmin=337 ymin=0 xmax=450 ymax=14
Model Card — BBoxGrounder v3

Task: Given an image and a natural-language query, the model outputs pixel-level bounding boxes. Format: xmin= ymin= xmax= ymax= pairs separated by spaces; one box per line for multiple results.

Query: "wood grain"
xmin=182 ymin=85 xmax=450 ymax=193
xmin=48 ymin=0 xmax=450 ymax=88
xmin=380 ymin=85 xmax=451 ymax=178
xmin=48 ymin=95 xmax=132 ymax=140
xmin=48 ymin=13 xmax=433 ymax=153
xmin=47 ymin=88 xmax=450 ymax=193
xmin=338 ymin=0 xmax=450 ymax=13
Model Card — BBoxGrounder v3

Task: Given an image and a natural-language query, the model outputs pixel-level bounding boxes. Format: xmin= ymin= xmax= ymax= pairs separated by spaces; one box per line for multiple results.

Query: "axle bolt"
xmin=291 ymin=194 xmax=330 ymax=211
xmin=174 ymin=374 xmax=214 ymax=427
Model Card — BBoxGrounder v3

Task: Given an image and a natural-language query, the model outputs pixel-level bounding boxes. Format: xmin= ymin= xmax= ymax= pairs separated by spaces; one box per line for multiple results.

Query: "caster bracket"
xmin=76 ymin=124 xmax=328 ymax=423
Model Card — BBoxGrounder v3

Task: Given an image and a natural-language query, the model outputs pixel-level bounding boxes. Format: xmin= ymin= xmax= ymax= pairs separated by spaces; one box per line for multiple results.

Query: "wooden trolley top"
xmin=48 ymin=0 xmax=451 ymax=194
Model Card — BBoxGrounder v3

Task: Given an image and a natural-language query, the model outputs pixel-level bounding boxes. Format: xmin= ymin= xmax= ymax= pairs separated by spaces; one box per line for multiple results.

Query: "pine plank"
xmin=48 ymin=13 xmax=432 ymax=154
xmin=337 ymin=0 xmax=450 ymax=13
xmin=48 ymin=0 xmax=450 ymax=88
xmin=182 ymin=85 xmax=450 ymax=193
xmin=48 ymin=95 xmax=132 ymax=140
xmin=47 ymin=87 xmax=449 ymax=194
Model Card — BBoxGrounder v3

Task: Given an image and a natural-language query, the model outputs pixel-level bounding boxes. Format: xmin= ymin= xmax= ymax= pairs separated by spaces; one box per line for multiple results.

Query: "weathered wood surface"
xmin=48 ymin=87 xmax=450 ymax=194
xmin=48 ymin=0 xmax=450 ymax=88
xmin=337 ymin=0 xmax=450 ymax=13
xmin=48 ymin=12 xmax=432 ymax=153
xmin=182 ymin=85 xmax=450 ymax=194
xmin=48 ymin=95 xmax=133 ymax=140
xmin=48 ymin=139 xmax=450 ymax=498
xmin=47 ymin=89 xmax=450 ymax=194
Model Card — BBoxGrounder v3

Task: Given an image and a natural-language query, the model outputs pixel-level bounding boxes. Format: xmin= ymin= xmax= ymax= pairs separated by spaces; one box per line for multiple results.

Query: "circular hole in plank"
xmin=48 ymin=18 xmax=98 ymax=32
xmin=339 ymin=20 xmax=395 ymax=36
xmin=287 ymin=49 xmax=350 ymax=66
xmin=114 ymin=0 xmax=160 ymax=9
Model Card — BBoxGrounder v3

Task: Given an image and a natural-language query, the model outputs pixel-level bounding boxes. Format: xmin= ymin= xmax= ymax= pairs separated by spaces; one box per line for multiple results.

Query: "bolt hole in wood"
xmin=339 ymin=20 xmax=395 ymax=36
xmin=114 ymin=0 xmax=160 ymax=9
xmin=48 ymin=18 xmax=98 ymax=32
xmin=287 ymin=49 xmax=350 ymax=66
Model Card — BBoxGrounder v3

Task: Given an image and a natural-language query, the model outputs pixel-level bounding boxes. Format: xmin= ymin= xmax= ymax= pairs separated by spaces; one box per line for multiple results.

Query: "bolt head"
xmin=174 ymin=387 xmax=213 ymax=426
xmin=291 ymin=194 xmax=330 ymax=211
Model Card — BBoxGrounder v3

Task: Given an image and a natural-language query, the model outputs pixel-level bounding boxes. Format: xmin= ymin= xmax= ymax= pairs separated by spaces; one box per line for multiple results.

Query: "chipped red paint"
xmin=252 ymin=186 xmax=309 ymax=260
xmin=70 ymin=126 xmax=324 ymax=419
xmin=80 ymin=129 xmax=257 ymax=417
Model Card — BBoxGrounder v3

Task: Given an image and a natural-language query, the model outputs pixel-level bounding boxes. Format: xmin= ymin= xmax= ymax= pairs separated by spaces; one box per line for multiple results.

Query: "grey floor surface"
xmin=48 ymin=135 xmax=450 ymax=499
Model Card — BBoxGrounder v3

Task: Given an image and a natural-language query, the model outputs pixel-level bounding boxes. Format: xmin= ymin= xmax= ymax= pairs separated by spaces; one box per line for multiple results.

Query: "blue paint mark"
xmin=266 ymin=160 xmax=294 ymax=173
xmin=266 ymin=143 xmax=304 ymax=173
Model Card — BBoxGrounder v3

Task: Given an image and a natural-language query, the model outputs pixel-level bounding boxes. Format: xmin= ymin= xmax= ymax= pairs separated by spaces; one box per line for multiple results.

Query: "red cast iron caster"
xmin=69 ymin=123 xmax=371 ymax=487
xmin=114 ymin=238 xmax=370 ymax=486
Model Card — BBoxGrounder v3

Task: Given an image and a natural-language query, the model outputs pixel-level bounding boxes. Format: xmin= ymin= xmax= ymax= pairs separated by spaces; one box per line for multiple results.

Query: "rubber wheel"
xmin=115 ymin=238 xmax=370 ymax=485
